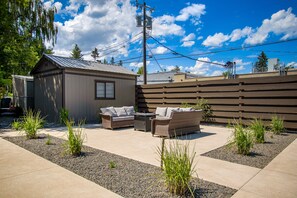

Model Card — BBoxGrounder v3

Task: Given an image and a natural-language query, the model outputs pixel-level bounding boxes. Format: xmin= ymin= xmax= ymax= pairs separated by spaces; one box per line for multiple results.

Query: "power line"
xmin=146 ymin=44 xmax=164 ymax=72
xmin=150 ymin=36 xmax=226 ymax=66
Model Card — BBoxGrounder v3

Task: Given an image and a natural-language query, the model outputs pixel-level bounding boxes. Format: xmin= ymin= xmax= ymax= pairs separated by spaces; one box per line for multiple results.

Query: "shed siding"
xmin=64 ymin=73 xmax=135 ymax=122
xmin=34 ymin=74 xmax=63 ymax=122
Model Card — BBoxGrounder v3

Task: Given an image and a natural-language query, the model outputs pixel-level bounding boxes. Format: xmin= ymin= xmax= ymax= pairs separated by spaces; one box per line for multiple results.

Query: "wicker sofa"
xmin=100 ymin=106 xmax=135 ymax=129
xmin=151 ymin=107 xmax=202 ymax=138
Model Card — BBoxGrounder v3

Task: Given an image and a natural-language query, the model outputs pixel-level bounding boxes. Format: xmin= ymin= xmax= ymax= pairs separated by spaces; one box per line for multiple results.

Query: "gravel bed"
xmin=4 ymin=135 xmax=236 ymax=198
xmin=202 ymin=132 xmax=297 ymax=169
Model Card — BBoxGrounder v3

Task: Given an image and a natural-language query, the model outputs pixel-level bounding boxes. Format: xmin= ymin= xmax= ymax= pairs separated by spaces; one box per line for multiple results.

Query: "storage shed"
xmin=12 ymin=75 xmax=34 ymax=111
xmin=31 ymin=54 xmax=137 ymax=123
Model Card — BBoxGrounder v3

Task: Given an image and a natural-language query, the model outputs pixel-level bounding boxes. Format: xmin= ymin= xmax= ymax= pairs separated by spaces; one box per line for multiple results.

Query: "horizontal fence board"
xmin=240 ymin=106 xmax=297 ymax=114
xmin=240 ymin=99 xmax=297 ymax=106
xmin=242 ymin=112 xmax=297 ymax=121
xmin=240 ymin=83 xmax=297 ymax=91
xmin=136 ymin=75 xmax=297 ymax=129
xmin=241 ymin=90 xmax=297 ymax=98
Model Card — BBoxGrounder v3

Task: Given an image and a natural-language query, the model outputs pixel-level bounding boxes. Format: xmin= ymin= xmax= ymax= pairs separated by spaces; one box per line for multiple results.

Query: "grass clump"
xmin=59 ymin=108 xmax=69 ymax=125
xmin=270 ymin=115 xmax=285 ymax=135
xmin=11 ymin=120 xmax=23 ymax=131
xmin=109 ymin=161 xmax=116 ymax=169
xmin=63 ymin=120 xmax=86 ymax=156
xmin=45 ymin=134 xmax=52 ymax=145
xmin=249 ymin=118 xmax=265 ymax=143
xmin=158 ymin=140 xmax=196 ymax=196
xmin=229 ymin=123 xmax=253 ymax=155
xmin=22 ymin=110 xmax=44 ymax=139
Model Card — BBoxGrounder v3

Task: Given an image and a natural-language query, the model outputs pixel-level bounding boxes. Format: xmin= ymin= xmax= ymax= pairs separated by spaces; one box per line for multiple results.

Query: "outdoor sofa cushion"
xmin=112 ymin=116 xmax=134 ymax=121
xmin=179 ymin=107 xmax=193 ymax=112
xmin=114 ymin=107 xmax=127 ymax=116
xmin=124 ymin=106 xmax=135 ymax=115
xmin=100 ymin=107 xmax=117 ymax=116
xmin=165 ymin=107 xmax=180 ymax=118
xmin=155 ymin=107 xmax=167 ymax=117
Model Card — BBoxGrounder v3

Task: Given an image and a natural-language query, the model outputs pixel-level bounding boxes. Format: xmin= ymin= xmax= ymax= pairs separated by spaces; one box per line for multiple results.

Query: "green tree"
xmin=119 ymin=60 xmax=123 ymax=66
xmin=254 ymin=51 xmax=268 ymax=72
xmin=171 ymin=65 xmax=181 ymax=72
xmin=91 ymin=47 xmax=99 ymax=61
xmin=0 ymin=0 xmax=57 ymax=91
xmin=103 ymin=59 xmax=108 ymax=64
xmin=110 ymin=57 xmax=115 ymax=65
xmin=71 ymin=44 xmax=83 ymax=59
xmin=137 ymin=66 xmax=144 ymax=74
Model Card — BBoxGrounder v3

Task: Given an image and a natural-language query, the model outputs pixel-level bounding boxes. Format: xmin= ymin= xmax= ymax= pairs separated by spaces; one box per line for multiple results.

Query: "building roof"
xmin=32 ymin=54 xmax=137 ymax=76
xmin=137 ymin=71 xmax=199 ymax=84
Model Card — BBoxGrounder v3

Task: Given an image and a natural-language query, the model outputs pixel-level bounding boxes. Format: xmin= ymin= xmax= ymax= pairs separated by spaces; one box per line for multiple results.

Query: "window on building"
xmin=95 ymin=81 xmax=115 ymax=99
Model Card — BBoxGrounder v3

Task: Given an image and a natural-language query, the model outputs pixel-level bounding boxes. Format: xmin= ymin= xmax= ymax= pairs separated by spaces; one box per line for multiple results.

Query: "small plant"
xmin=59 ymin=108 xmax=69 ymax=125
xmin=22 ymin=110 xmax=45 ymax=139
xmin=222 ymin=71 xmax=231 ymax=79
xmin=109 ymin=161 xmax=116 ymax=169
xmin=249 ymin=118 xmax=265 ymax=143
xmin=45 ymin=134 xmax=52 ymax=145
xmin=270 ymin=115 xmax=285 ymax=135
xmin=63 ymin=120 xmax=86 ymax=156
xmin=181 ymin=99 xmax=213 ymax=122
xmin=157 ymin=141 xmax=196 ymax=196
xmin=11 ymin=120 xmax=23 ymax=131
xmin=229 ymin=123 xmax=253 ymax=155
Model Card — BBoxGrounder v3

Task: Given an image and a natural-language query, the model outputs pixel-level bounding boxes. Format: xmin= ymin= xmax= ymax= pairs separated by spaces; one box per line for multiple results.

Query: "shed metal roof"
xmin=38 ymin=54 xmax=137 ymax=76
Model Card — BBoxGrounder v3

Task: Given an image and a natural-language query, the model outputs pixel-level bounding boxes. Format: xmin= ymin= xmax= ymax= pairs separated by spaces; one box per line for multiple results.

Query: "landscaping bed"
xmin=4 ymin=134 xmax=236 ymax=198
xmin=202 ymin=132 xmax=297 ymax=169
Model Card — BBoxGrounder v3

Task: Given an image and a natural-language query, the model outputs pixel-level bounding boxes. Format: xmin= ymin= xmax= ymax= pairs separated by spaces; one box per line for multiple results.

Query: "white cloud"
xmin=230 ymin=26 xmax=252 ymax=42
xmin=287 ymin=61 xmax=297 ymax=67
xmin=202 ymin=33 xmax=230 ymax=47
xmin=181 ymin=41 xmax=195 ymax=47
xmin=245 ymin=8 xmax=297 ymax=45
xmin=152 ymin=15 xmax=184 ymax=37
xmin=211 ymin=70 xmax=223 ymax=76
xmin=186 ymin=57 xmax=226 ymax=76
xmin=53 ymin=0 xmax=138 ymax=59
xmin=233 ymin=58 xmax=251 ymax=72
xmin=44 ymin=1 xmax=63 ymax=13
xmin=152 ymin=46 xmax=168 ymax=54
xmin=182 ymin=33 xmax=196 ymax=42
xmin=129 ymin=61 xmax=150 ymax=68
xmin=181 ymin=33 xmax=196 ymax=47
xmin=176 ymin=3 xmax=206 ymax=24
xmin=197 ymin=36 xmax=203 ymax=40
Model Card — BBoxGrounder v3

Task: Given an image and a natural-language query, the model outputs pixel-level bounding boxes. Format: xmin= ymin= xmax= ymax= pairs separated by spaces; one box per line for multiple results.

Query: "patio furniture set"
xmin=100 ymin=106 xmax=203 ymax=138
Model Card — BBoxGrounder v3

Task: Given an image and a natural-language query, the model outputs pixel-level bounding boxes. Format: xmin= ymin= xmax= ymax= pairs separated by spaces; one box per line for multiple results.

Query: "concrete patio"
xmin=1 ymin=124 xmax=297 ymax=197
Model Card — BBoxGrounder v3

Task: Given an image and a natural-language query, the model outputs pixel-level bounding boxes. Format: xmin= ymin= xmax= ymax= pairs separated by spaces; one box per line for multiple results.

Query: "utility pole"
xmin=136 ymin=0 xmax=153 ymax=84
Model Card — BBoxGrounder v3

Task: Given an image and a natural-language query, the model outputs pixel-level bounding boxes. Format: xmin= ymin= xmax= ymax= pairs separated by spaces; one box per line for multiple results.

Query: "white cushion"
xmin=179 ymin=107 xmax=193 ymax=112
xmin=155 ymin=107 xmax=167 ymax=117
xmin=166 ymin=107 xmax=180 ymax=117
xmin=124 ymin=106 xmax=135 ymax=115
xmin=114 ymin=107 xmax=127 ymax=116
xmin=101 ymin=107 xmax=117 ymax=116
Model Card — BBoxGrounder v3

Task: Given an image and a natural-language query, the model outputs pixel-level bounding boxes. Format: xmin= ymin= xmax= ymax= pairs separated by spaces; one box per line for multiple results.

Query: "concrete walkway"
xmin=0 ymin=138 xmax=121 ymax=198
xmin=1 ymin=125 xmax=296 ymax=197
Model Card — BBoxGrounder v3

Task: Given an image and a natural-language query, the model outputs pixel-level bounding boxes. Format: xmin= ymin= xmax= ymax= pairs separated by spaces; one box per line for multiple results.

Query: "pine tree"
xmin=137 ymin=66 xmax=144 ymax=74
xmin=254 ymin=51 xmax=268 ymax=72
xmin=119 ymin=60 xmax=123 ymax=66
xmin=103 ymin=59 xmax=108 ymax=64
xmin=91 ymin=47 xmax=99 ymax=61
xmin=71 ymin=44 xmax=83 ymax=59
xmin=110 ymin=57 xmax=115 ymax=65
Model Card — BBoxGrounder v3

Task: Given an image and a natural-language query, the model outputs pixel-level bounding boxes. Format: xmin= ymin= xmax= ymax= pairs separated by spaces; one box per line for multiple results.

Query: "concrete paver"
xmin=0 ymin=138 xmax=122 ymax=198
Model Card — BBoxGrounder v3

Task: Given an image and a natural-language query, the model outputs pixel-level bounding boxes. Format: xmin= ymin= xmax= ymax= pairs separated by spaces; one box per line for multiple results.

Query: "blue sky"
xmin=45 ymin=0 xmax=297 ymax=76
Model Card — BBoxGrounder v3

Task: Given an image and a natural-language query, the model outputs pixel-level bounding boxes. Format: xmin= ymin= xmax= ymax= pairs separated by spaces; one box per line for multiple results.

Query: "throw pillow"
xmin=166 ymin=107 xmax=180 ymax=117
xmin=114 ymin=107 xmax=128 ymax=116
xmin=124 ymin=106 xmax=135 ymax=115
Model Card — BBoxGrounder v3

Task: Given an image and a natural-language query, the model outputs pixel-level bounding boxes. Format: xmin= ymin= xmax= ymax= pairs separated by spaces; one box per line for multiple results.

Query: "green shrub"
xmin=270 ymin=115 xmax=285 ymax=135
xmin=11 ymin=120 xmax=23 ymax=131
xmin=158 ymin=141 xmax=196 ymax=196
xmin=63 ymin=120 xmax=85 ymax=156
xmin=181 ymin=98 xmax=213 ymax=122
xmin=109 ymin=161 xmax=116 ymax=169
xmin=229 ymin=123 xmax=253 ymax=155
xmin=59 ymin=108 xmax=69 ymax=125
xmin=249 ymin=118 xmax=265 ymax=143
xmin=22 ymin=110 xmax=44 ymax=139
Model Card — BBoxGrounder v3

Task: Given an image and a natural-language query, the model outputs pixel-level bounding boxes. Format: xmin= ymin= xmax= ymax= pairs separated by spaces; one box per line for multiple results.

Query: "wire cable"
xmin=146 ymin=44 xmax=164 ymax=72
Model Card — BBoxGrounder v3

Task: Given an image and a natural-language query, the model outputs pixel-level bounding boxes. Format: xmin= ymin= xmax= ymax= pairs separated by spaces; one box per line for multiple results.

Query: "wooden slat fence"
xmin=136 ymin=75 xmax=297 ymax=129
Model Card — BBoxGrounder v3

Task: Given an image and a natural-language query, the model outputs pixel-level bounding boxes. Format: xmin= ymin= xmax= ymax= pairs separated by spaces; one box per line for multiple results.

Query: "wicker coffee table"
xmin=134 ymin=112 xmax=156 ymax=132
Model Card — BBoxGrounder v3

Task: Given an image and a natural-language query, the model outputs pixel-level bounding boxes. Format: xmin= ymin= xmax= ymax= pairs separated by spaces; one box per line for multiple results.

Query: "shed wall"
xmin=12 ymin=77 xmax=34 ymax=111
xmin=34 ymin=74 xmax=62 ymax=122
xmin=64 ymin=73 xmax=135 ymax=122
